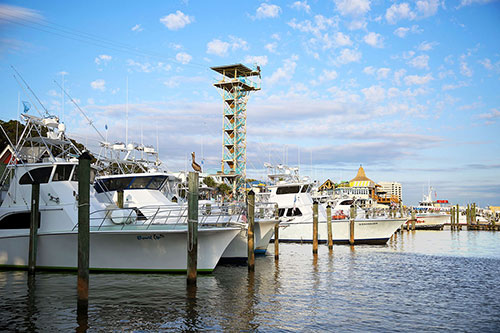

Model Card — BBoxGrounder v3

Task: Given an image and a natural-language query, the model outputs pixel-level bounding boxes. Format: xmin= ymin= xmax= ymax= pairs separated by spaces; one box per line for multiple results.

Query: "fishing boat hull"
xmin=412 ymin=213 xmax=448 ymax=230
xmin=277 ymin=218 xmax=404 ymax=245
xmin=0 ymin=227 xmax=240 ymax=272
xmin=221 ymin=219 xmax=278 ymax=261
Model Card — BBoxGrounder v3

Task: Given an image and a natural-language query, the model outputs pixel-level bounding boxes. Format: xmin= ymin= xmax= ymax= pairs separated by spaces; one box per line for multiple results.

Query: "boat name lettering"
xmin=359 ymin=222 xmax=377 ymax=226
xmin=137 ymin=234 xmax=165 ymax=240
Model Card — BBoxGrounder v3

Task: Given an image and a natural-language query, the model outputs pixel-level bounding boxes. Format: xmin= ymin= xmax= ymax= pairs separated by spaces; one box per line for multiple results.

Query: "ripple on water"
xmin=1 ymin=231 xmax=500 ymax=332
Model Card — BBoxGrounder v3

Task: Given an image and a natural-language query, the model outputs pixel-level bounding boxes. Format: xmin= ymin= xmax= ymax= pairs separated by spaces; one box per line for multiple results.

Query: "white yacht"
xmin=94 ymin=172 xmax=278 ymax=262
xmin=412 ymin=187 xmax=449 ymax=230
xmin=259 ymin=164 xmax=404 ymax=244
xmin=0 ymin=114 xmax=239 ymax=272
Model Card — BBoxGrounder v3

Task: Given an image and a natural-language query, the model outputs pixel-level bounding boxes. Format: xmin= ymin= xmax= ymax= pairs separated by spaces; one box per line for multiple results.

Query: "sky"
xmin=0 ymin=0 xmax=499 ymax=206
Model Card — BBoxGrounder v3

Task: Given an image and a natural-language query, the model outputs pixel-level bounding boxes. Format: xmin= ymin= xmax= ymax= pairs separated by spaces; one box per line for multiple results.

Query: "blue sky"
xmin=1 ymin=0 xmax=499 ymax=206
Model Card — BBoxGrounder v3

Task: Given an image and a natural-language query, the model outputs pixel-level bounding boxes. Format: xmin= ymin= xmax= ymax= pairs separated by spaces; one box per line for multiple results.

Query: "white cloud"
xmin=363 ymin=32 xmax=384 ymax=48
xmin=334 ymin=32 xmax=352 ymax=46
xmin=385 ymin=3 xmax=416 ymax=24
xmin=347 ymin=19 xmax=367 ymax=30
xmin=265 ymin=42 xmax=278 ymax=53
xmin=362 ymin=85 xmax=385 ymax=103
xmin=0 ymin=4 xmax=43 ymax=22
xmin=206 ymin=39 xmax=230 ymax=57
xmin=404 ymin=73 xmax=433 ymax=85
xmin=267 ymin=55 xmax=298 ymax=85
xmin=311 ymin=69 xmax=338 ymax=84
xmin=288 ymin=15 xmax=337 ymax=36
xmin=206 ymin=36 xmax=248 ymax=57
xmin=394 ymin=24 xmax=423 ymax=37
xmin=176 ymin=52 xmax=192 ymax=64
xmin=229 ymin=36 xmax=249 ymax=51
xmin=159 ymin=11 xmax=193 ymax=30
xmin=291 ymin=1 xmax=311 ymax=13
xmin=457 ymin=0 xmax=495 ymax=8
xmin=408 ymin=54 xmax=429 ymax=69
xmin=127 ymin=60 xmax=171 ymax=73
xmin=363 ymin=66 xmax=376 ymax=75
xmin=416 ymin=0 xmax=440 ymax=17
xmin=442 ymin=81 xmax=468 ymax=91
xmin=394 ymin=27 xmax=410 ymax=38
xmin=95 ymin=54 xmax=112 ymax=65
xmin=377 ymin=68 xmax=391 ymax=79
xmin=417 ymin=41 xmax=438 ymax=51
xmin=90 ymin=79 xmax=106 ymax=91
xmin=460 ymin=55 xmax=473 ymax=77
xmin=478 ymin=108 xmax=500 ymax=122
xmin=479 ymin=58 xmax=494 ymax=70
xmin=131 ymin=24 xmax=143 ymax=32
xmin=337 ymin=48 xmax=362 ymax=64
xmin=394 ymin=69 xmax=407 ymax=85
xmin=256 ymin=3 xmax=281 ymax=19
xmin=334 ymin=0 xmax=371 ymax=16
xmin=244 ymin=55 xmax=268 ymax=66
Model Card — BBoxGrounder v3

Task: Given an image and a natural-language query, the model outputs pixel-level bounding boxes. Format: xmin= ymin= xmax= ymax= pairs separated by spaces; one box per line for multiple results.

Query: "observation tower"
xmin=211 ymin=64 xmax=261 ymax=196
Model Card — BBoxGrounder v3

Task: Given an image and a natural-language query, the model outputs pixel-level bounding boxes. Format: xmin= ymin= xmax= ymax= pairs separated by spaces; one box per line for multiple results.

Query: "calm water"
xmin=1 ymin=229 xmax=500 ymax=332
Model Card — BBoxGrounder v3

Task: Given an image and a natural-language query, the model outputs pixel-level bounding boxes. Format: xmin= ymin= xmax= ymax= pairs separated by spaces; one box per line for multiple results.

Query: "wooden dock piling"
xmin=117 ymin=189 xmax=124 ymax=208
xmin=326 ymin=204 xmax=333 ymax=251
xmin=28 ymin=182 xmax=40 ymax=275
xmin=187 ymin=172 xmax=199 ymax=284
xmin=247 ymin=190 xmax=255 ymax=271
xmin=450 ymin=207 xmax=455 ymax=230
xmin=77 ymin=151 xmax=91 ymax=304
xmin=274 ymin=204 xmax=279 ymax=260
xmin=456 ymin=204 xmax=460 ymax=230
xmin=312 ymin=201 xmax=318 ymax=254
xmin=349 ymin=206 xmax=355 ymax=245
xmin=411 ymin=210 xmax=416 ymax=231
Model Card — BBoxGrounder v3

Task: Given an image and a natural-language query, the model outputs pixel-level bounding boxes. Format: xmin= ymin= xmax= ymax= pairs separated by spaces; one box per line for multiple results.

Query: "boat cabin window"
xmin=94 ymin=175 xmax=167 ymax=193
xmin=71 ymin=166 xmax=96 ymax=183
xmin=286 ymin=208 xmax=302 ymax=217
xmin=339 ymin=199 xmax=354 ymax=206
xmin=278 ymin=208 xmax=286 ymax=217
xmin=276 ymin=186 xmax=300 ymax=195
xmin=19 ymin=166 xmax=53 ymax=184
xmin=0 ymin=212 xmax=40 ymax=229
xmin=301 ymin=184 xmax=310 ymax=193
xmin=52 ymin=165 xmax=74 ymax=181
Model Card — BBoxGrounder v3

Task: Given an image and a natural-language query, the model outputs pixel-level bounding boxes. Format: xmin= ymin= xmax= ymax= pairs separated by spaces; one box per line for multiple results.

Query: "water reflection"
xmin=25 ymin=275 xmax=37 ymax=332
xmin=2 ymin=231 xmax=500 ymax=331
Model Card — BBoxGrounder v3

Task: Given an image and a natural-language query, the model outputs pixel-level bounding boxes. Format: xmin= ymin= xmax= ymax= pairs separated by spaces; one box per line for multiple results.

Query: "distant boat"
xmin=257 ymin=164 xmax=403 ymax=245
xmin=410 ymin=186 xmax=449 ymax=230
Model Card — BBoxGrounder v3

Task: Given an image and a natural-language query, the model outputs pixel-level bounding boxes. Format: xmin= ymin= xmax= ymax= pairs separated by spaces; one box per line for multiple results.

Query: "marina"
xmin=1 ymin=229 xmax=500 ymax=331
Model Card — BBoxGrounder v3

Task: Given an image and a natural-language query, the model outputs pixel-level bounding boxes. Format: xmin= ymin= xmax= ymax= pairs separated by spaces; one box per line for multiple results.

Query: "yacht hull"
xmin=0 ymin=228 xmax=239 ymax=272
xmin=221 ymin=219 xmax=278 ymax=261
xmin=276 ymin=218 xmax=404 ymax=244
xmin=412 ymin=214 xmax=448 ymax=230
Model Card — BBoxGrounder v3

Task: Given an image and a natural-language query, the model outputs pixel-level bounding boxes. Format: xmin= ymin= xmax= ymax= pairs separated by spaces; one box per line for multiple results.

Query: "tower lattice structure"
xmin=211 ymin=64 xmax=261 ymax=196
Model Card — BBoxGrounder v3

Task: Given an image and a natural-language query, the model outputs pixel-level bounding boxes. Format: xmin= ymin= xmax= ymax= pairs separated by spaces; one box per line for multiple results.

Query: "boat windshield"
xmin=94 ymin=175 xmax=167 ymax=193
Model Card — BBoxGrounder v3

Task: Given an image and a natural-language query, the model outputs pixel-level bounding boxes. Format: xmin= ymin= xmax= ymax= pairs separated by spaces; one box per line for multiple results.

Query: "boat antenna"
xmin=11 ymin=65 xmax=50 ymax=117
xmin=53 ymin=80 xmax=106 ymax=142
xmin=126 ymin=76 xmax=129 ymax=145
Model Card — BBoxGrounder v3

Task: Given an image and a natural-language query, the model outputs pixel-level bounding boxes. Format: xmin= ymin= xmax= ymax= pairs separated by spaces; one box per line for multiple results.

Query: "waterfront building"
xmin=378 ymin=181 xmax=402 ymax=203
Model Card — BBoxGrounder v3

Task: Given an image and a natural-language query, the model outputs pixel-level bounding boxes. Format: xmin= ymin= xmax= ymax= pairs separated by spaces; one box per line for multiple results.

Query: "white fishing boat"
xmin=0 ymin=114 xmax=239 ymax=272
xmin=94 ymin=168 xmax=278 ymax=262
xmin=411 ymin=187 xmax=449 ymax=230
xmin=260 ymin=164 xmax=403 ymax=244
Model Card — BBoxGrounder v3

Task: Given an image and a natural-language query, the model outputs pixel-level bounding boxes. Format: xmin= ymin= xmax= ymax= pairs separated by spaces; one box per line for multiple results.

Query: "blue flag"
xmin=22 ymin=101 xmax=30 ymax=113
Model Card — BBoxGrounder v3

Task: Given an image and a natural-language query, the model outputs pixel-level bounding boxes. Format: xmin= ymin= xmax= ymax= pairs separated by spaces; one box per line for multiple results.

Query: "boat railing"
xmin=73 ymin=202 xmax=246 ymax=231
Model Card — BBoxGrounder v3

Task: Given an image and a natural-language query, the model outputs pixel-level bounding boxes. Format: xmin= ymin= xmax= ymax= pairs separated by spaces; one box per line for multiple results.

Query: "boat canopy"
xmin=94 ymin=175 xmax=168 ymax=193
